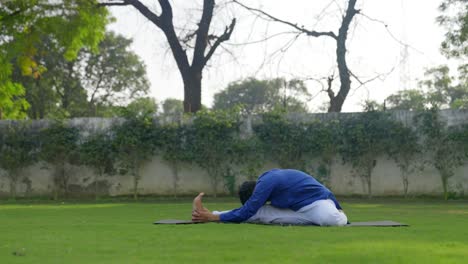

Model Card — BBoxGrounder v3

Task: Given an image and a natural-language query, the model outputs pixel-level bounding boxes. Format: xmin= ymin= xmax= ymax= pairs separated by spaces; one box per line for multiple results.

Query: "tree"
xmin=121 ymin=97 xmax=158 ymax=118
xmin=383 ymin=65 xmax=468 ymax=111
xmin=98 ymin=0 xmax=236 ymax=113
xmin=437 ymin=0 xmax=467 ymax=59
xmin=0 ymin=0 xmax=109 ymax=119
xmin=159 ymin=123 xmax=190 ymax=197
xmin=420 ymin=65 xmax=468 ymax=109
xmin=386 ymin=123 xmax=423 ymax=197
xmin=79 ymin=130 xmax=116 ymax=199
xmin=254 ymin=111 xmax=311 ymax=172
xmin=304 ymin=119 xmax=341 ymax=188
xmin=39 ymin=122 xmax=81 ymax=200
xmin=339 ymin=111 xmax=394 ymax=197
xmin=160 ymin=98 xmax=184 ymax=122
xmin=0 ymin=123 xmax=37 ymax=199
xmin=232 ymin=136 xmax=265 ymax=181
xmin=11 ymin=32 xmax=150 ymax=118
xmin=385 ymin=90 xmax=427 ymax=111
xmin=233 ymin=0 xmax=360 ymax=112
xmin=0 ymin=63 xmax=29 ymax=119
xmin=415 ymin=109 xmax=466 ymax=200
xmin=213 ymin=77 xmax=309 ymax=114
xmin=82 ymin=31 xmax=150 ymax=116
xmin=113 ymin=115 xmax=156 ymax=200
xmin=189 ymin=108 xmax=241 ymax=196
xmin=432 ymin=0 xmax=468 ymax=109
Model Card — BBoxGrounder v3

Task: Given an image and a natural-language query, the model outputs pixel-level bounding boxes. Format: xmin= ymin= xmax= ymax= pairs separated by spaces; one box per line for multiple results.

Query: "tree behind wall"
xmin=213 ymin=77 xmax=310 ymax=114
xmin=98 ymin=0 xmax=236 ymax=113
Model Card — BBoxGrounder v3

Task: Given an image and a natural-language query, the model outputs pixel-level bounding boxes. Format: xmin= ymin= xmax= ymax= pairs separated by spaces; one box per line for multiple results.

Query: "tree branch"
xmin=203 ymin=18 xmax=236 ymax=66
xmin=97 ymin=1 xmax=130 ymax=7
xmin=129 ymin=0 xmax=162 ymax=26
xmin=232 ymin=0 xmax=337 ymax=39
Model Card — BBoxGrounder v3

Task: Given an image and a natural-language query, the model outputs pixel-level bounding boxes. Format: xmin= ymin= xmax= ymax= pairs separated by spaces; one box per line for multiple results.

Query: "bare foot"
xmin=192 ymin=192 xmax=205 ymax=212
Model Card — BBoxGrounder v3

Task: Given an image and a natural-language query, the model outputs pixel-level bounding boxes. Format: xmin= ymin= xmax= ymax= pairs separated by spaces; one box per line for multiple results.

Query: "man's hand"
xmin=192 ymin=207 xmax=220 ymax=222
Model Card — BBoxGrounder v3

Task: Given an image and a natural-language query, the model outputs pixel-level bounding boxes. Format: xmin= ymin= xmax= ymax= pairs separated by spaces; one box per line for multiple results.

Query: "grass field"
xmin=1 ymin=199 xmax=468 ymax=263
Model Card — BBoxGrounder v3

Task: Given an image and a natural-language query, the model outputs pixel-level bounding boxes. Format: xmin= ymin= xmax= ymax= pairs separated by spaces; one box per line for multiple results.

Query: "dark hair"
xmin=238 ymin=181 xmax=256 ymax=205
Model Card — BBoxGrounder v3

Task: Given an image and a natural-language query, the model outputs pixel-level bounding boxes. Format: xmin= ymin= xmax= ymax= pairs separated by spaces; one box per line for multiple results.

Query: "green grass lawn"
xmin=1 ymin=199 xmax=468 ymax=263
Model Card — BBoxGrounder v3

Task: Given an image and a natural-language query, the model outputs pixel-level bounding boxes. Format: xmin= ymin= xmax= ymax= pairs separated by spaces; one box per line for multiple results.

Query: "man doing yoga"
xmin=192 ymin=169 xmax=348 ymax=226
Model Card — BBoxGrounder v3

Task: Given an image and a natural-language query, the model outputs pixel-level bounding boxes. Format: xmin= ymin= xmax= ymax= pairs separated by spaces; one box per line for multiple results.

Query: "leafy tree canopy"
xmin=0 ymin=0 xmax=109 ymax=119
xmin=437 ymin=0 xmax=468 ymax=59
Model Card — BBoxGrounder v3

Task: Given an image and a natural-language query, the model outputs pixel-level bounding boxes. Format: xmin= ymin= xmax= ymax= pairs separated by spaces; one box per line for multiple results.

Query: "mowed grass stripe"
xmin=0 ymin=201 xmax=467 ymax=263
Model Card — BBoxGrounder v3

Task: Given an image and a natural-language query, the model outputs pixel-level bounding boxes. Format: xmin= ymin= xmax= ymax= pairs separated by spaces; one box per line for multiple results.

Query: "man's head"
xmin=238 ymin=181 xmax=256 ymax=205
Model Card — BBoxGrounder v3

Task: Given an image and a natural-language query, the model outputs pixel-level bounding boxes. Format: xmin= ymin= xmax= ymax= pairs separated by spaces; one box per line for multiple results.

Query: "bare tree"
xmin=233 ymin=0 xmax=359 ymax=112
xmin=98 ymin=0 xmax=236 ymax=113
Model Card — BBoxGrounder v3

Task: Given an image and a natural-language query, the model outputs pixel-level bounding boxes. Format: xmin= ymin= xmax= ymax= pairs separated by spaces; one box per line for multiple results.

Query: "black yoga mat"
xmin=153 ymin=219 xmax=408 ymax=227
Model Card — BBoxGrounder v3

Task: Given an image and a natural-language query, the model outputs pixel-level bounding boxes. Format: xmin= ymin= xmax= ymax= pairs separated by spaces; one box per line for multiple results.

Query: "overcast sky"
xmin=107 ymin=0 xmax=451 ymax=112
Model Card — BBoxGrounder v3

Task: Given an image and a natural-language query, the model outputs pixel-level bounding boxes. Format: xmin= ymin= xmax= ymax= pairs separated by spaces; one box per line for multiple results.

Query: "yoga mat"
xmin=153 ymin=219 xmax=408 ymax=227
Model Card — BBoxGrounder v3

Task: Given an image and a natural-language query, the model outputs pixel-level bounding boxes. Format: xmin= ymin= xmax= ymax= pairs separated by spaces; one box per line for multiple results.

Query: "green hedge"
xmin=1 ymin=109 xmax=467 ymax=200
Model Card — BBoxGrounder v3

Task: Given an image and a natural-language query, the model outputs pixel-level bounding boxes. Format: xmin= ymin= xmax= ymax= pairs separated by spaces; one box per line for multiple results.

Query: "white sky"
xmin=107 ymin=0 xmax=451 ymax=112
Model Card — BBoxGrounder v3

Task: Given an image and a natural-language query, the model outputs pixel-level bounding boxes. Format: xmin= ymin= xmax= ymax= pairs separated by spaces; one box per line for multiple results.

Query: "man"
xmin=192 ymin=169 xmax=348 ymax=226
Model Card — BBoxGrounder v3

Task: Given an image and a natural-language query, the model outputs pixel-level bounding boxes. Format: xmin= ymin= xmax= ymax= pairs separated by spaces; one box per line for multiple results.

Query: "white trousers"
xmin=214 ymin=199 xmax=348 ymax=226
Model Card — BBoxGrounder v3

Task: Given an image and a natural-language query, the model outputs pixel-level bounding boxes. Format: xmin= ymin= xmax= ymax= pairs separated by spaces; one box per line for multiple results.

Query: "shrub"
xmin=39 ymin=121 xmax=80 ymax=200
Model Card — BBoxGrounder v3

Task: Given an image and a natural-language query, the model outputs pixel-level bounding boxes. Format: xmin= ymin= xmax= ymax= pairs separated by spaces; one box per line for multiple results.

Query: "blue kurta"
xmin=220 ymin=169 xmax=342 ymax=223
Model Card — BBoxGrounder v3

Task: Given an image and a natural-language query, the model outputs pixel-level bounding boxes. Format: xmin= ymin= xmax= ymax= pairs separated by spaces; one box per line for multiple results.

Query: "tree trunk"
xmin=442 ymin=176 xmax=448 ymax=200
xmin=62 ymin=164 xmax=69 ymax=198
xmin=402 ymin=171 xmax=409 ymax=198
xmin=208 ymin=168 xmax=218 ymax=198
xmin=133 ymin=167 xmax=140 ymax=201
xmin=104 ymin=0 xmax=234 ymax=114
xmin=183 ymin=70 xmax=202 ymax=113
xmin=171 ymin=161 xmax=179 ymax=198
xmin=367 ymin=177 xmax=372 ymax=199
xmin=9 ymin=174 xmax=18 ymax=200
xmin=327 ymin=0 xmax=358 ymax=112
xmin=95 ymin=171 xmax=101 ymax=200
